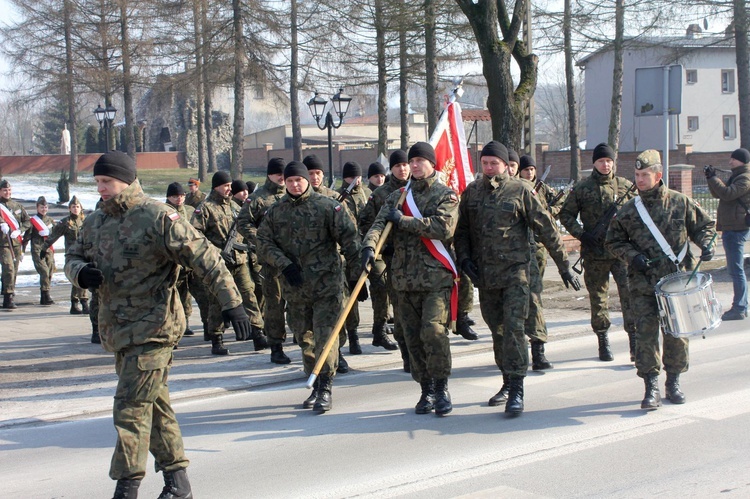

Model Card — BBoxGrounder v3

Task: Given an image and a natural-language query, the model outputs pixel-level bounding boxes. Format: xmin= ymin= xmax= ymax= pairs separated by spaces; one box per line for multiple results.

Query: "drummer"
xmin=605 ymin=149 xmax=716 ymax=411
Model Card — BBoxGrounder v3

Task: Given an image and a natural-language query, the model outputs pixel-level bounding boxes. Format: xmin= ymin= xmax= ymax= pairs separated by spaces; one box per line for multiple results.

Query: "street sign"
xmin=634 ymin=65 xmax=683 ymax=116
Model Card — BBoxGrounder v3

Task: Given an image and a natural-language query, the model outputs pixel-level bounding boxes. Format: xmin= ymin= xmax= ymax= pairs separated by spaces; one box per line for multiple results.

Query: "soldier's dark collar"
xmin=592 ymin=168 xmax=614 ymax=184
xmin=101 ymin=179 xmax=144 ymax=216
xmin=639 ymin=179 xmax=666 ymax=200
xmin=265 ymin=178 xmax=285 ymax=194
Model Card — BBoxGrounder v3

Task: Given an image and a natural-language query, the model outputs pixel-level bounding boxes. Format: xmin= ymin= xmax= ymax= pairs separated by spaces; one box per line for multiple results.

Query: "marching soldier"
xmin=23 ymin=196 xmax=56 ymax=306
xmin=65 ymin=151 xmax=251 ymax=499
xmin=257 ymin=161 xmax=361 ymax=413
xmin=231 ymin=180 xmax=249 ymax=206
xmin=606 ymin=150 xmax=716 ymax=410
xmin=166 ymin=182 xmax=195 ymax=337
xmin=559 ymin=143 xmax=638 ymax=362
xmin=44 ymin=196 xmax=90 ymax=316
xmin=237 ymin=158 xmax=291 ymax=365
xmin=362 ymin=142 xmax=459 ymax=416
xmin=455 ymin=141 xmax=580 ymax=417
xmin=507 ymin=148 xmax=520 ymax=177
xmin=303 ymin=154 xmax=339 ymax=198
xmin=360 ymin=150 xmax=412 ymax=371
xmin=366 ymin=161 xmax=387 ymax=190
xmin=0 ymin=179 xmax=30 ymax=309
xmin=191 ymin=171 xmax=267 ymax=355
xmin=184 ymin=177 xmax=206 ymax=208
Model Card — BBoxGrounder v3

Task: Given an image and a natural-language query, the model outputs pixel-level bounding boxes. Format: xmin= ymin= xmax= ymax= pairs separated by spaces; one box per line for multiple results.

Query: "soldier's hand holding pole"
xmin=361 ymin=247 xmax=375 ymax=273
xmin=222 ymin=305 xmax=251 ymax=341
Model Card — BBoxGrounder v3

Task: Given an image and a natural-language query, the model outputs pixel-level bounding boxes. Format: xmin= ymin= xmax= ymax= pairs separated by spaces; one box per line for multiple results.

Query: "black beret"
xmin=211 ymin=171 xmax=232 ymax=189
xmin=480 ymin=141 xmax=510 ymax=165
xmin=284 ymin=160 xmax=310 ymax=181
xmin=731 ymin=148 xmax=750 ymax=164
xmin=507 ymin=148 xmax=520 ymax=164
xmin=519 ymin=154 xmax=536 ymax=170
xmin=592 ymin=143 xmax=616 ymax=163
xmin=342 ymin=161 xmax=362 ymax=178
xmin=368 ymin=162 xmax=387 ymax=178
xmin=231 ymin=180 xmax=248 ymax=195
xmin=166 ymin=182 xmax=185 ymax=197
xmin=303 ymin=154 xmax=325 ymax=171
xmin=93 ymin=151 xmax=137 ymax=185
xmin=389 ymin=150 xmax=408 ymax=168
xmin=267 ymin=157 xmax=285 ymax=176
xmin=408 ymin=142 xmax=437 ymax=165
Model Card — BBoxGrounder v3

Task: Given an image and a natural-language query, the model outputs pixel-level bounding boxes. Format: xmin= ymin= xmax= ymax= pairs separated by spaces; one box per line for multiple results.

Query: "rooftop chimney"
xmin=686 ymin=24 xmax=702 ymax=39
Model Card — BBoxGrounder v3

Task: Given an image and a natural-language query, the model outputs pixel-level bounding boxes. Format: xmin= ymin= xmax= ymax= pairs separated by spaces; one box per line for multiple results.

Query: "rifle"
xmin=572 ymin=183 xmax=637 ymax=275
xmin=548 ymin=180 xmax=575 ymax=207
xmin=533 ymin=164 xmax=552 ymax=193
xmin=221 ymin=216 xmax=249 ymax=266
xmin=337 ymin=177 xmax=359 ymax=203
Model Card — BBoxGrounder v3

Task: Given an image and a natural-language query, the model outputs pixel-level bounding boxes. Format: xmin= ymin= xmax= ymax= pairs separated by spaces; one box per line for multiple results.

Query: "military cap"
xmin=231 ymin=179 xmax=248 ymax=195
xmin=389 ymin=150 xmax=408 ymax=168
xmin=93 ymin=151 xmax=136 ymax=185
xmin=592 ymin=143 xmax=616 ymax=163
xmin=342 ymin=161 xmax=362 ymax=178
xmin=211 ymin=171 xmax=232 ymax=188
xmin=285 ymin=161 xmax=310 ymax=181
xmin=731 ymin=148 xmax=750 ymax=164
xmin=36 ymin=196 xmax=47 ymax=205
xmin=408 ymin=142 xmax=437 ymax=165
xmin=519 ymin=154 xmax=536 ymax=171
xmin=303 ymin=154 xmax=325 ymax=172
xmin=0 ymin=179 xmax=9 ymax=189
xmin=267 ymin=157 xmax=285 ymax=175
xmin=481 ymin=141 xmax=510 ymax=165
xmin=167 ymin=182 xmax=185 ymax=197
xmin=635 ymin=149 xmax=662 ymax=170
xmin=188 ymin=177 xmax=200 ymax=186
xmin=69 ymin=195 xmax=81 ymax=207
xmin=368 ymin=162 xmax=387 ymax=178
xmin=507 ymin=148 xmax=520 ymax=164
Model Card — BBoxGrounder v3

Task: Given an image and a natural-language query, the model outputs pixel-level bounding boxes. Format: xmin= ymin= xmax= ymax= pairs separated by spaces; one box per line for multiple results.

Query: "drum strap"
xmin=634 ymin=196 xmax=688 ymax=265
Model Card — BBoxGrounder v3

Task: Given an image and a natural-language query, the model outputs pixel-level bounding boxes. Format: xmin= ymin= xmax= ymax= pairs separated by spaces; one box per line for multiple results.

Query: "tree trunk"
xmin=290 ymin=0 xmax=302 ymax=161
xmin=424 ymin=0 xmax=439 ymax=135
xmin=119 ymin=0 xmax=136 ymax=159
xmin=375 ymin=0 xmax=388 ymax=156
xmin=399 ymin=0 xmax=409 ymax=150
xmin=192 ymin=0 xmax=206 ymax=180
xmin=607 ymin=0 xmax=624 ymax=157
xmin=564 ymin=0 xmax=581 ymax=180
xmin=202 ymin=0 xmax=216 ymax=173
xmin=735 ymin=0 xmax=750 ymax=148
xmin=63 ymin=0 xmax=78 ymax=183
xmin=231 ymin=0 xmax=244 ymax=178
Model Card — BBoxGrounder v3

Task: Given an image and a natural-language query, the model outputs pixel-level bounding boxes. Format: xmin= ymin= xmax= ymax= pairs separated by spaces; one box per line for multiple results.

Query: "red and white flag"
xmin=429 ymin=101 xmax=473 ymax=195
xmin=0 ymin=203 xmax=22 ymax=243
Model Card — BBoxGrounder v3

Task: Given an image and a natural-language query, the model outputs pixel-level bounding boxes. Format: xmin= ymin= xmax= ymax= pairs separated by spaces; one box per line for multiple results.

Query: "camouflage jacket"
xmin=362 ymin=172 xmax=458 ymax=292
xmin=191 ymin=189 xmax=248 ymax=266
xmin=257 ymin=186 xmax=360 ymax=301
xmin=707 ymin=164 xmax=750 ymax=231
xmin=23 ymin=213 xmax=55 ymax=255
xmin=359 ymin=175 xmax=408 ymax=235
xmin=65 ymin=180 xmax=242 ymax=353
xmin=0 ymin=198 xmax=30 ymax=249
xmin=339 ymin=180 xmax=371 ymax=236
xmin=536 ymin=181 xmax=564 ymax=219
xmin=559 ymin=169 xmax=635 ymax=260
xmin=44 ymin=212 xmax=85 ymax=252
xmin=605 ymin=180 xmax=716 ymax=294
xmin=237 ymin=178 xmax=285 ymax=252
xmin=314 ymin=184 xmax=339 ymax=199
xmin=185 ymin=189 xmax=206 ymax=208
xmin=455 ymin=173 xmax=570 ymax=290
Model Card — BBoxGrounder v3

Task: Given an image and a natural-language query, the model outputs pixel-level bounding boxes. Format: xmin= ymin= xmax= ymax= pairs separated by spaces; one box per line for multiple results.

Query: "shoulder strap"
xmin=634 ymin=196 xmax=687 ymax=265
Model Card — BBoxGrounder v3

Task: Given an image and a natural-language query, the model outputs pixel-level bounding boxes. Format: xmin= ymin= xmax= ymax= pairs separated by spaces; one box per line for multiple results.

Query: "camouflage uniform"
xmin=44 ymin=209 xmax=88 ymax=305
xmin=237 ymin=178 xmax=286 ymax=346
xmin=257 ymin=187 xmax=360 ymax=376
xmin=559 ymin=169 xmax=637 ymax=342
xmin=455 ymin=173 xmax=572 ymax=379
xmin=184 ymin=188 xmax=206 ymax=208
xmin=606 ymin=180 xmax=715 ymax=378
xmin=166 ymin=201 xmax=193 ymax=332
xmin=0 ymin=197 xmax=30 ymax=300
xmin=23 ymin=211 xmax=56 ymax=294
xmin=362 ymin=172 xmax=458 ymax=384
xmin=65 ymin=179 xmax=243 ymax=481
xmin=340 ymin=179 xmax=371 ymax=342
xmin=191 ymin=189 xmax=263 ymax=336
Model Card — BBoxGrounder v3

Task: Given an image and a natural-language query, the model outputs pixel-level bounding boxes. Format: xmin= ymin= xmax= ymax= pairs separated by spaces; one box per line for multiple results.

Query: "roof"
xmin=461 ymin=109 xmax=492 ymax=122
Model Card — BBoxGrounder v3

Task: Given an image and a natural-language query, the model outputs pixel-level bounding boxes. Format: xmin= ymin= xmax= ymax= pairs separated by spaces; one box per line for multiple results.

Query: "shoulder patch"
xmin=449 ymin=193 xmax=458 ymax=203
xmin=168 ymin=212 xmax=180 ymax=221
xmin=194 ymin=208 xmax=201 ymax=214
xmin=334 ymin=205 xmax=342 ymax=212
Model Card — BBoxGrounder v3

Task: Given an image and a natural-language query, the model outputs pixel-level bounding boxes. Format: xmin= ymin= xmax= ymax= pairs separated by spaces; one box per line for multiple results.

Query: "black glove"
xmin=700 ymin=246 xmax=714 ymax=262
xmin=221 ymin=251 xmax=236 ymax=267
xmin=221 ymin=305 xmax=251 ymax=341
xmin=560 ymin=270 xmax=581 ymax=291
xmin=39 ymin=248 xmax=48 ymax=258
xmin=461 ymin=259 xmax=480 ymax=284
xmin=350 ymin=280 xmax=368 ymax=302
xmin=704 ymin=165 xmax=716 ymax=179
xmin=632 ymin=254 xmax=651 ymax=272
xmin=381 ymin=244 xmax=395 ymax=258
xmin=385 ymin=207 xmax=403 ymax=224
xmin=580 ymin=231 xmax=598 ymax=248
xmin=282 ymin=263 xmax=303 ymax=287
xmin=361 ymin=247 xmax=376 ymax=272
xmin=78 ymin=264 xmax=104 ymax=289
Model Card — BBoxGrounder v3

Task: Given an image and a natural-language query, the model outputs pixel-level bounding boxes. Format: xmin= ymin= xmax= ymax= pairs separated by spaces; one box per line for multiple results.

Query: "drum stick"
xmin=685 ymin=232 xmax=718 ymax=288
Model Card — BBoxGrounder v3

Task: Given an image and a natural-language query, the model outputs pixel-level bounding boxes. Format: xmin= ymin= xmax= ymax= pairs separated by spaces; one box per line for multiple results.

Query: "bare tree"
xmin=564 ymin=0 xmax=581 ymax=179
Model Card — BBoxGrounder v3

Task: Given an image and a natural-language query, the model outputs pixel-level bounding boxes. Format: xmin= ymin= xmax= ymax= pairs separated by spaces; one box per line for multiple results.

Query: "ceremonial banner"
xmin=429 ymin=101 xmax=473 ymax=194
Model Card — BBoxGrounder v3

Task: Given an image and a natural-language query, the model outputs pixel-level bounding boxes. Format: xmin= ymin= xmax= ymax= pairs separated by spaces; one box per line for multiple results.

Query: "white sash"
xmin=634 ymin=196 xmax=688 ymax=265
xmin=30 ymin=215 xmax=50 ymax=237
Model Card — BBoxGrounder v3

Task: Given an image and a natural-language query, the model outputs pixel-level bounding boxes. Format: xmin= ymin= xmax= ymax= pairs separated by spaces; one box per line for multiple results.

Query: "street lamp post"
xmin=94 ymin=103 xmax=117 ymax=152
xmin=308 ymin=88 xmax=352 ymax=185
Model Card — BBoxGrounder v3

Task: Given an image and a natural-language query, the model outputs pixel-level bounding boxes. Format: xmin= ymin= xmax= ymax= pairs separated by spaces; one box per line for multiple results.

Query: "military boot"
xmin=313 ymin=374 xmax=333 ymax=413
xmin=641 ymin=373 xmax=662 ymax=410
xmin=505 ymin=377 xmax=524 ymax=417
xmin=348 ymin=329 xmax=362 ymax=355
xmin=488 ymin=374 xmax=510 ymax=406
xmin=183 ymin=323 xmax=194 ymax=336
xmin=596 ymin=330 xmax=613 ymax=361
xmin=336 ymin=349 xmax=349 ymax=374
xmin=112 ymin=478 xmax=141 ymax=499
xmin=372 ymin=321 xmax=398 ymax=350
xmin=454 ymin=313 xmax=479 ymax=340
xmin=251 ymin=327 xmax=268 ymax=351
xmin=303 ymin=378 xmax=319 ymax=409
xmin=202 ymin=322 xmax=210 ymax=342
xmin=81 ymin=299 xmax=90 ymax=314
xmin=397 ymin=340 xmax=411 ymax=373
xmin=665 ymin=372 xmax=686 ymax=404
xmin=3 ymin=293 xmax=17 ymax=310
xmin=211 ymin=335 xmax=229 ymax=355
xmin=531 ymin=340 xmax=553 ymax=370
xmin=40 ymin=290 xmax=54 ymax=305
xmin=91 ymin=324 xmax=101 ymax=344
xmin=70 ymin=300 xmax=83 ymax=314
xmin=157 ymin=468 xmax=192 ymax=499
xmin=628 ymin=331 xmax=637 ymax=362
xmin=415 ymin=380 xmax=435 ymax=414
xmin=434 ymin=378 xmax=452 ymax=416
xmin=270 ymin=343 xmax=291 ymax=364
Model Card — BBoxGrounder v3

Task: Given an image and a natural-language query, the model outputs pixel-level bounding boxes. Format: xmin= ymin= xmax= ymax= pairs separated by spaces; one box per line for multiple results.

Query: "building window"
xmin=723 ymin=115 xmax=737 ymax=139
xmin=687 ymin=116 xmax=699 ymax=131
xmin=722 ymin=69 xmax=735 ymax=93
xmin=686 ymin=69 xmax=698 ymax=84
xmin=253 ymin=85 xmax=264 ymax=99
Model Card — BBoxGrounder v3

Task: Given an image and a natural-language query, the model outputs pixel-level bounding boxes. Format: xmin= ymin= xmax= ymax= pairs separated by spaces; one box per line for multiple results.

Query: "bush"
xmin=57 ymin=170 xmax=70 ymax=204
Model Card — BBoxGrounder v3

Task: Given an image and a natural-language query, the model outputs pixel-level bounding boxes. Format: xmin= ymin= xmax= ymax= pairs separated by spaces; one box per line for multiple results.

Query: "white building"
xmin=578 ymin=25 xmax=739 ymax=152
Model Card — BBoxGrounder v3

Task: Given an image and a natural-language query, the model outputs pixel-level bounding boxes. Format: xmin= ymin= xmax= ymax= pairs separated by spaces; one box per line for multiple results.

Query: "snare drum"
xmin=654 ymin=271 xmax=722 ymax=338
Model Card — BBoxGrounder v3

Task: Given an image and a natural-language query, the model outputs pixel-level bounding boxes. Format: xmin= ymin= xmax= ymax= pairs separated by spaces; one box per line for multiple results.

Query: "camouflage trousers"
xmin=111 ymin=344 xmax=188 ymax=480
xmin=384 ymin=257 xmax=404 ymax=343
xmin=31 ymin=251 xmax=55 ymax=291
xmin=632 ymin=292 xmax=689 ymax=378
xmin=480 ymin=285 xmax=530 ymax=378
xmin=287 ymin=293 xmax=343 ymax=376
xmin=176 ymin=272 xmax=192 ymax=328
xmin=89 ymin=289 xmax=99 ymax=329
xmin=1 ymin=244 xmax=21 ymax=294
xmin=187 ymin=273 xmax=210 ymax=331
xmin=458 ymin=271 xmax=474 ymax=315
xmin=368 ymin=258 xmax=389 ymax=324
xmin=582 ymin=257 xmax=636 ymax=335
xmin=262 ymin=270 xmax=287 ymax=346
xmin=526 ymin=246 xmax=547 ymax=342
xmin=71 ymin=285 xmax=88 ymax=303
xmin=396 ymin=288 xmax=452 ymax=383
xmin=249 ymin=252 xmax=265 ymax=314
xmin=208 ymin=262 xmax=264 ymax=334
xmin=344 ymin=291 xmax=359 ymax=344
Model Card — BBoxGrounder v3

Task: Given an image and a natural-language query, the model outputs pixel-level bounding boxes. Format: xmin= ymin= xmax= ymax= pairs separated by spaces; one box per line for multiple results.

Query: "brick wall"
xmin=0 ymin=152 xmax=185 ymax=175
